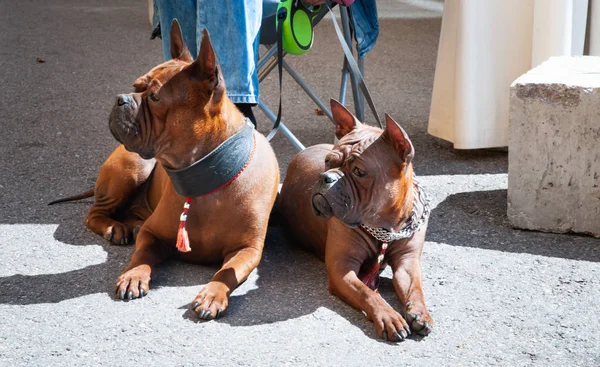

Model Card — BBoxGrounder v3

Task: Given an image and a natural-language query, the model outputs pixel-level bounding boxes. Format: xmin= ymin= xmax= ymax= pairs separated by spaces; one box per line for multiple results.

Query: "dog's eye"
xmin=325 ymin=158 xmax=331 ymax=168
xmin=148 ymin=92 xmax=160 ymax=102
xmin=352 ymin=166 xmax=367 ymax=178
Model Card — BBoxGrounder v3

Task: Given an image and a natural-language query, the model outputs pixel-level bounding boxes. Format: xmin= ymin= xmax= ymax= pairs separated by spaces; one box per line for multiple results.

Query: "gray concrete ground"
xmin=1 ymin=1 xmax=599 ymax=366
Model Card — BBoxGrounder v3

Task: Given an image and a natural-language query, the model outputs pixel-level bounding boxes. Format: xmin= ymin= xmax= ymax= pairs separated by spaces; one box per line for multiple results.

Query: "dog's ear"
xmin=169 ymin=19 xmax=192 ymax=62
xmin=330 ymin=99 xmax=361 ymax=139
xmin=382 ymin=114 xmax=414 ymax=164
xmin=132 ymin=74 xmax=151 ymax=92
xmin=189 ymin=28 xmax=225 ymax=104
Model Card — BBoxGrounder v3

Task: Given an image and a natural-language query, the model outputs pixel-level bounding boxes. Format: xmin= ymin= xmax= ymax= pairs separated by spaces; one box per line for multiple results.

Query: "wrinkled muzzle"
xmin=311 ymin=170 xmax=358 ymax=227
xmin=311 ymin=170 xmax=340 ymax=218
xmin=108 ymin=93 xmax=154 ymax=159
xmin=109 ymin=93 xmax=140 ymax=144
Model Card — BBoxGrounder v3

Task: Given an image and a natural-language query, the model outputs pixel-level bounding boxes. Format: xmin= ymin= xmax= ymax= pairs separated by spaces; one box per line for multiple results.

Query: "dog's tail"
xmin=47 ymin=189 xmax=94 ymax=206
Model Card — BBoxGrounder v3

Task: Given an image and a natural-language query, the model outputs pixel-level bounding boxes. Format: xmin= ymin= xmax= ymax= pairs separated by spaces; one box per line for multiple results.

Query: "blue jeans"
xmin=154 ymin=0 xmax=278 ymax=104
xmin=153 ymin=0 xmax=377 ymax=104
xmin=349 ymin=0 xmax=378 ymax=58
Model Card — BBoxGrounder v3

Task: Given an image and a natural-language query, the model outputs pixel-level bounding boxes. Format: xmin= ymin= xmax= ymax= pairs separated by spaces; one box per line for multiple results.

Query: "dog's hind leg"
xmin=86 ymin=145 xmax=156 ymax=245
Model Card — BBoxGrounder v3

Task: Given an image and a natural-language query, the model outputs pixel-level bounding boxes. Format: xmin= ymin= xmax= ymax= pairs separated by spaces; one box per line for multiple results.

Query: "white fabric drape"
xmin=428 ymin=0 xmax=593 ymax=149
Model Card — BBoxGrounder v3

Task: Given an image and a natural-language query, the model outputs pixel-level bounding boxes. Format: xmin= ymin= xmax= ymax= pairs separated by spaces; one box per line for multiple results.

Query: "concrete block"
xmin=508 ymin=56 xmax=600 ymax=238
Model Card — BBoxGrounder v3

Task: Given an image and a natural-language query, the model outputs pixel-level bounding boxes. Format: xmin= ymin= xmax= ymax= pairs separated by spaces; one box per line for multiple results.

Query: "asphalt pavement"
xmin=1 ymin=0 xmax=599 ymax=366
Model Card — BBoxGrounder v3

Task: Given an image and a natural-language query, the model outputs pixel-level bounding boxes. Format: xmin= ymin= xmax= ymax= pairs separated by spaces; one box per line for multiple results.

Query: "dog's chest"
xmin=169 ymin=198 xmax=244 ymax=263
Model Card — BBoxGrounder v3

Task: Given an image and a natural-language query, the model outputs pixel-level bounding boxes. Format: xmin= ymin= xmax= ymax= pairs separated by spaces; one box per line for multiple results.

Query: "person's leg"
xmin=196 ymin=0 xmax=262 ymax=126
xmin=235 ymin=0 xmax=278 ymax=127
xmin=154 ymin=1 xmax=269 ymax=126
xmin=154 ymin=0 xmax=198 ymax=60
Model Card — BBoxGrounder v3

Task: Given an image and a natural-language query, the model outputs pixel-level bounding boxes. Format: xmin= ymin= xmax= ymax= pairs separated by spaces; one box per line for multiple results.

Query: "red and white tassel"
xmin=361 ymin=241 xmax=388 ymax=291
xmin=176 ymin=197 xmax=192 ymax=252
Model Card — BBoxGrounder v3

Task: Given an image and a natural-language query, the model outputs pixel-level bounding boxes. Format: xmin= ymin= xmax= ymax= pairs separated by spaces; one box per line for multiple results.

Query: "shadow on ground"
xmin=0 ymin=211 xmax=407 ymax=342
xmin=427 ymin=189 xmax=600 ymax=262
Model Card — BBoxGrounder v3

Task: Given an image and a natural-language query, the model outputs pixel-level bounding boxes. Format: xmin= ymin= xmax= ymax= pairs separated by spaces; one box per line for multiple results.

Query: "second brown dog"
xmin=279 ymin=99 xmax=433 ymax=341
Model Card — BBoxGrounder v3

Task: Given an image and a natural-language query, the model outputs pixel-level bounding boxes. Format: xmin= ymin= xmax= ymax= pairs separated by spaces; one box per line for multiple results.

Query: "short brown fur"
xmin=279 ymin=100 xmax=432 ymax=341
xmin=81 ymin=20 xmax=279 ymax=319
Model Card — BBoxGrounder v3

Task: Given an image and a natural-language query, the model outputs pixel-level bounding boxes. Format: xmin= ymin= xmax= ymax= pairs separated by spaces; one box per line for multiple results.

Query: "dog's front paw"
xmin=104 ymin=223 xmax=132 ymax=246
xmin=404 ymin=301 xmax=433 ymax=336
xmin=115 ymin=265 xmax=151 ymax=300
xmin=191 ymin=282 xmax=229 ymax=320
xmin=367 ymin=302 xmax=411 ymax=342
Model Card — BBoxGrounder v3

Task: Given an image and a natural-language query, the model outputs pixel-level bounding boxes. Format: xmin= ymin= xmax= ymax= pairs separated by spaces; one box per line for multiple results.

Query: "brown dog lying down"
xmin=49 ymin=20 xmax=279 ymax=320
xmin=279 ymin=99 xmax=432 ymax=341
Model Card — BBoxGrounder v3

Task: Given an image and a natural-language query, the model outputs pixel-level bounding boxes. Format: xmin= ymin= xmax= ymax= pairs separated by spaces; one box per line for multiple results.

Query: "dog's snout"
xmin=117 ymin=94 xmax=131 ymax=107
xmin=320 ymin=171 xmax=339 ymax=185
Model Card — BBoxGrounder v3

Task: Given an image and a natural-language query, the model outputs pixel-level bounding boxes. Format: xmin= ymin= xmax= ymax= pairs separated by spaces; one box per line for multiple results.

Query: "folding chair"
xmin=257 ymin=3 xmax=367 ymax=151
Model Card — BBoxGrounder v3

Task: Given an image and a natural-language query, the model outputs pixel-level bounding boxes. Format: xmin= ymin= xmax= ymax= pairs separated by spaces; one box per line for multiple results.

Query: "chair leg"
xmin=281 ymin=60 xmax=333 ymax=122
xmin=258 ymin=46 xmax=308 ymax=150
xmin=357 ymin=56 xmax=365 ymax=120
xmin=257 ymin=4 xmax=370 ymax=147
xmin=258 ymin=56 xmax=279 ymax=82
xmin=257 ymin=100 xmax=305 ymax=151
xmin=339 ymin=58 xmax=350 ymax=105
xmin=257 ymin=45 xmax=278 ymax=70
xmin=339 ymin=6 xmax=364 ymax=121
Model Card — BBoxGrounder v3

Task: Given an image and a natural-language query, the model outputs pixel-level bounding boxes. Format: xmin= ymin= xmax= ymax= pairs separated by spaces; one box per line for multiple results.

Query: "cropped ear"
xmin=169 ymin=19 xmax=192 ymax=62
xmin=382 ymin=114 xmax=414 ymax=163
xmin=132 ymin=74 xmax=151 ymax=92
xmin=330 ymin=99 xmax=361 ymax=139
xmin=188 ymin=28 xmax=225 ymax=103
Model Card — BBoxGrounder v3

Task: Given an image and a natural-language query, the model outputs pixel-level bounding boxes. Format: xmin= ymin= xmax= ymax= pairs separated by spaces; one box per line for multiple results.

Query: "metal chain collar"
xmin=360 ymin=179 xmax=430 ymax=243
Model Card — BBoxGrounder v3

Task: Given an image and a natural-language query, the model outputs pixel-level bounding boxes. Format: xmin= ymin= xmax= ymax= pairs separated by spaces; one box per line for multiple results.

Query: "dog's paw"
xmin=104 ymin=223 xmax=132 ymax=246
xmin=367 ymin=302 xmax=411 ymax=342
xmin=115 ymin=265 xmax=151 ymax=300
xmin=191 ymin=282 xmax=229 ymax=320
xmin=404 ymin=302 xmax=433 ymax=336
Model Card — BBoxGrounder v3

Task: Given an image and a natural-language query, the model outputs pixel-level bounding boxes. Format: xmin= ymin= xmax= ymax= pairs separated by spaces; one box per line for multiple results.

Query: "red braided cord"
xmin=361 ymin=241 xmax=388 ymax=291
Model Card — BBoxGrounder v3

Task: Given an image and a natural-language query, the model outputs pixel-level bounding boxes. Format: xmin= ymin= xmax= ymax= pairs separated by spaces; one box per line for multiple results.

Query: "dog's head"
xmin=109 ymin=20 xmax=227 ymax=169
xmin=311 ymin=99 xmax=415 ymax=230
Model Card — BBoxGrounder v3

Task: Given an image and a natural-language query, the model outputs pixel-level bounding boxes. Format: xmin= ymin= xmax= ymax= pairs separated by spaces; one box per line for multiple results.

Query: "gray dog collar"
xmin=164 ymin=121 xmax=256 ymax=197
